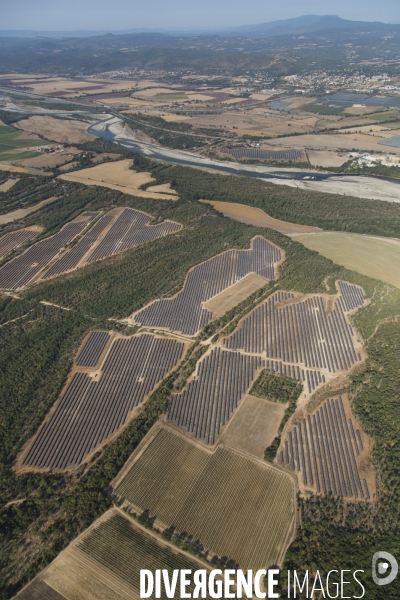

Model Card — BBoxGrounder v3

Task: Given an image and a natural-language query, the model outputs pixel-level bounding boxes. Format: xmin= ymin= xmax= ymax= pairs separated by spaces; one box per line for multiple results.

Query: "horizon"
xmin=2 ymin=1 xmax=400 ymax=33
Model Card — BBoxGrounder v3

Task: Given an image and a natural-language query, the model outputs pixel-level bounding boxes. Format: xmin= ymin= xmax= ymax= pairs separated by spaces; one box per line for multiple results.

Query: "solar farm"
xmin=0 ymin=212 xmax=98 ymax=289
xmin=42 ymin=207 xmax=182 ymax=279
xmin=85 ymin=208 xmax=181 ymax=263
xmin=224 ymin=283 xmax=364 ymax=373
xmin=132 ymin=236 xmax=281 ymax=335
xmin=279 ymin=395 xmax=375 ymax=502
xmin=0 ymin=227 xmax=40 ymax=260
xmin=15 ymin=509 xmax=208 ymax=600
xmin=166 ymin=281 xmax=365 ymax=447
xmin=113 ymin=426 xmax=296 ymax=571
xmin=21 ymin=333 xmax=186 ymax=471
xmin=223 ymin=148 xmax=302 ymax=161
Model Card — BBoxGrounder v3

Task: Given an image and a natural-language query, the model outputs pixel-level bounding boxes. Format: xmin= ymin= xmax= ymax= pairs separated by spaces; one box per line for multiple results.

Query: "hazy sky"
xmin=1 ymin=0 xmax=400 ymax=31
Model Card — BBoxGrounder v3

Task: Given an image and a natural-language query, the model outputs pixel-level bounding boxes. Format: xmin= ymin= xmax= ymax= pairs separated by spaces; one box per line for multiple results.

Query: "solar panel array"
xmin=168 ymin=348 xmax=264 ymax=444
xmin=75 ymin=331 xmax=110 ymax=367
xmin=224 ymin=148 xmax=302 ymax=161
xmin=337 ymin=281 xmax=365 ymax=312
xmin=224 ymin=287 xmax=363 ymax=373
xmin=86 ymin=208 xmax=181 ymax=263
xmin=167 ymin=346 xmax=324 ymax=444
xmin=42 ymin=213 xmax=113 ymax=278
xmin=279 ymin=396 xmax=370 ymax=500
xmin=134 ymin=236 xmax=281 ymax=335
xmin=22 ymin=334 xmax=185 ymax=470
xmin=0 ymin=228 xmax=38 ymax=260
xmin=0 ymin=220 xmax=92 ymax=289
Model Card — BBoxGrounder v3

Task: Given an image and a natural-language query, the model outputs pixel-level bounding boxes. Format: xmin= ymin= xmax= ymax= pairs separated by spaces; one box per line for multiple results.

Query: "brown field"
xmin=15 ymin=508 xmax=209 ymax=600
xmin=220 ymin=393 xmax=286 ymax=459
xmin=203 ymin=272 xmax=269 ymax=318
xmin=16 ymin=116 xmax=93 ymax=144
xmin=15 ymin=149 xmax=80 ymax=170
xmin=306 ymin=150 xmax=349 ymax=167
xmin=266 ymin=132 xmax=400 ymax=154
xmin=0 ymin=196 xmax=57 ymax=224
xmin=5 ymin=76 xmax=139 ymax=97
xmin=0 ymin=164 xmax=31 ymax=174
xmin=113 ymin=424 xmax=296 ymax=570
xmin=0 ymin=178 xmax=19 ymax=192
xmin=146 ymin=182 xmax=178 ymax=196
xmin=59 ymin=160 xmax=178 ymax=199
xmin=201 ymin=199 xmax=322 ymax=234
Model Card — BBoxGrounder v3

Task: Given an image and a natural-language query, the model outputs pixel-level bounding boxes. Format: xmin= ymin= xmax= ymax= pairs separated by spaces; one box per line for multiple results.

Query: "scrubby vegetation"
xmin=250 ymin=370 xmax=302 ymax=462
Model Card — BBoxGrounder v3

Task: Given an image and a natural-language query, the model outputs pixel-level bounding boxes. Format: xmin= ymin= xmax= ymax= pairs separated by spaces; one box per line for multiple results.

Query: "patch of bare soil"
xmin=201 ymin=200 xmax=322 ymax=234
xmin=220 ymin=393 xmax=286 ymax=458
xmin=0 ymin=196 xmax=58 ymax=224
xmin=203 ymin=272 xmax=269 ymax=318
xmin=16 ymin=116 xmax=93 ymax=144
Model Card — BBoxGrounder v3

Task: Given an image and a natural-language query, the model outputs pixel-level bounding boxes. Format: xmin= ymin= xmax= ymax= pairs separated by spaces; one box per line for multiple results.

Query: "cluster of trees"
xmin=250 ymin=369 xmax=302 ymax=462
xmin=131 ymin=156 xmax=400 ymax=238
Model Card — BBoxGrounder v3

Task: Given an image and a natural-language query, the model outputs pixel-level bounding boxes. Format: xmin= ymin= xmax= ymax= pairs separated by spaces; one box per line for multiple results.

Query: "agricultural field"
xmin=0 ymin=195 xmax=57 ymax=224
xmin=20 ymin=332 xmax=186 ymax=471
xmin=59 ymin=160 xmax=179 ymax=199
xmin=291 ymin=232 xmax=400 ymax=288
xmin=0 ymin=125 xmax=46 ymax=162
xmin=131 ymin=236 xmax=281 ymax=335
xmin=0 ymin=212 xmax=98 ymax=289
xmin=201 ymin=200 xmax=321 ymax=234
xmin=3 ymin=74 xmax=140 ymax=97
xmin=16 ymin=115 xmax=94 ymax=144
xmin=279 ymin=395 xmax=375 ymax=502
xmin=113 ymin=426 xmax=296 ymax=571
xmin=219 ymin=393 xmax=287 ymax=459
xmin=0 ymin=178 xmax=19 ymax=192
xmin=15 ymin=509 xmax=206 ymax=600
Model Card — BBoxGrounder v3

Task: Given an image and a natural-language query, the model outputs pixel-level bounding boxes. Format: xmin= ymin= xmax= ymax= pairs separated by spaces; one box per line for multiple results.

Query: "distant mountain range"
xmin=0 ymin=15 xmax=399 ymax=39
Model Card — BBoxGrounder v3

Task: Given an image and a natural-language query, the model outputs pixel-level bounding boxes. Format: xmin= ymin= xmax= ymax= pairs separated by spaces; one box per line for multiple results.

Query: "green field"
xmin=114 ymin=427 xmax=295 ymax=570
xmin=152 ymin=93 xmax=188 ymax=101
xmin=366 ymin=110 xmax=400 ymax=121
xmin=0 ymin=125 xmax=45 ymax=161
xmin=291 ymin=232 xmax=400 ymax=288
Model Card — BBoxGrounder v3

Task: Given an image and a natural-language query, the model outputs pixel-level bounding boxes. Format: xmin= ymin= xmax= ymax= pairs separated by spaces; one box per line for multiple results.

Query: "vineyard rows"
xmin=115 ymin=427 xmax=294 ymax=571
xmin=77 ymin=512 xmax=204 ymax=599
